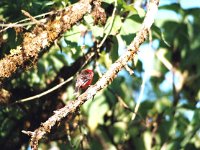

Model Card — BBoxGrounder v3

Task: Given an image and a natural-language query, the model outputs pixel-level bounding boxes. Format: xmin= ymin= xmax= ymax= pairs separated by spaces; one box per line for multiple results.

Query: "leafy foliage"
xmin=0 ymin=0 xmax=200 ymax=149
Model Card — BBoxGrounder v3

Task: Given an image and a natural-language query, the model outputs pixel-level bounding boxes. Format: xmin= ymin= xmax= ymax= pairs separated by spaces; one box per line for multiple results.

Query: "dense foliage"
xmin=0 ymin=0 xmax=200 ymax=149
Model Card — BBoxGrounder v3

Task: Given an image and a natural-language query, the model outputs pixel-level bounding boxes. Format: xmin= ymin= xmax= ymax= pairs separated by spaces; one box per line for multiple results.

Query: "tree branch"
xmin=22 ymin=0 xmax=160 ymax=149
xmin=0 ymin=0 xmax=92 ymax=85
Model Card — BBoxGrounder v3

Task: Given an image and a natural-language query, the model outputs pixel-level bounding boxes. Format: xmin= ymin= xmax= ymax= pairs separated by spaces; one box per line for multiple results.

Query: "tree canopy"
xmin=0 ymin=0 xmax=200 ymax=149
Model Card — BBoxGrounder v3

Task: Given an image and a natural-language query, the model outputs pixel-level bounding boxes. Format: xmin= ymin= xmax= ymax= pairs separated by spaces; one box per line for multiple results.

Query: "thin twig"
xmin=13 ymin=49 xmax=95 ymax=104
xmin=22 ymin=1 xmax=160 ymax=149
xmin=124 ymin=65 xmax=134 ymax=75
xmin=132 ymin=71 xmax=148 ymax=120
xmin=21 ymin=10 xmax=42 ymax=26
xmin=0 ymin=11 xmax=53 ymax=33
xmin=14 ymin=77 xmax=73 ymax=104
xmin=107 ymin=87 xmax=132 ymax=112
xmin=155 ymin=50 xmax=173 ymax=71
xmin=97 ymin=59 xmax=133 ymax=113
xmin=97 ymin=0 xmax=117 ymax=48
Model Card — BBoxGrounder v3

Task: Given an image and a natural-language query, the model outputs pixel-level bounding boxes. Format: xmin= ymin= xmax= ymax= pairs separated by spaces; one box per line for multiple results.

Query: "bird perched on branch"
xmin=74 ymin=69 xmax=94 ymax=97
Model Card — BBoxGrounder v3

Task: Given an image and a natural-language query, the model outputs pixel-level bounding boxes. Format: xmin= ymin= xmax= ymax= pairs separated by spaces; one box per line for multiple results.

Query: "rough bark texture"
xmin=0 ymin=0 xmax=92 ymax=84
xmin=21 ymin=0 xmax=160 ymax=149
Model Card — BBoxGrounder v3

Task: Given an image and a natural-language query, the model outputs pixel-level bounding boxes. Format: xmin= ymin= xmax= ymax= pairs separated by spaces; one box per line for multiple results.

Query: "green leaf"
xmin=84 ymin=14 xmax=94 ymax=25
xmin=120 ymin=14 xmax=142 ymax=44
xmin=110 ymin=36 xmax=119 ymax=62
xmin=143 ymin=131 xmax=152 ymax=150
xmin=64 ymin=25 xmax=81 ymax=43
xmin=49 ymin=55 xmax=64 ymax=71
xmin=120 ymin=14 xmax=142 ymax=35
xmin=83 ymin=92 xmax=109 ymax=132
xmin=99 ymin=51 xmax=113 ymax=68
xmin=159 ymin=3 xmax=181 ymax=13
xmin=152 ymin=25 xmax=171 ymax=47
xmin=118 ymin=0 xmax=137 ymax=14
xmin=91 ymin=26 xmax=104 ymax=38
xmin=104 ymin=15 xmax=122 ymax=35
xmin=112 ymin=122 xmax=127 ymax=143
xmin=154 ymin=97 xmax=171 ymax=113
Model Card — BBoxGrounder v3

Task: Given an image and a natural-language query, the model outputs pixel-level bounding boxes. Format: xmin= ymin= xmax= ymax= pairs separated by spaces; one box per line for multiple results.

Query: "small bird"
xmin=74 ymin=69 xmax=94 ymax=97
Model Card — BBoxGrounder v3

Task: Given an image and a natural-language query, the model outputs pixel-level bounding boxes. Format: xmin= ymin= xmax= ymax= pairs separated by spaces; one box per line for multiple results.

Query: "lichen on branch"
xmin=0 ymin=0 xmax=92 ymax=84
xmin=22 ymin=0 xmax=160 ymax=149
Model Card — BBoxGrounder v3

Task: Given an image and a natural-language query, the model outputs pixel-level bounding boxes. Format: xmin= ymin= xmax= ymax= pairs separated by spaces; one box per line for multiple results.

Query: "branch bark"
xmin=22 ymin=0 xmax=160 ymax=149
xmin=0 ymin=0 xmax=92 ymax=85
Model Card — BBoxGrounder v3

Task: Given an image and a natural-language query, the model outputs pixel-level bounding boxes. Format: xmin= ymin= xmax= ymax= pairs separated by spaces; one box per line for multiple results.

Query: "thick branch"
xmin=24 ymin=0 xmax=160 ymax=149
xmin=0 ymin=0 xmax=92 ymax=84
